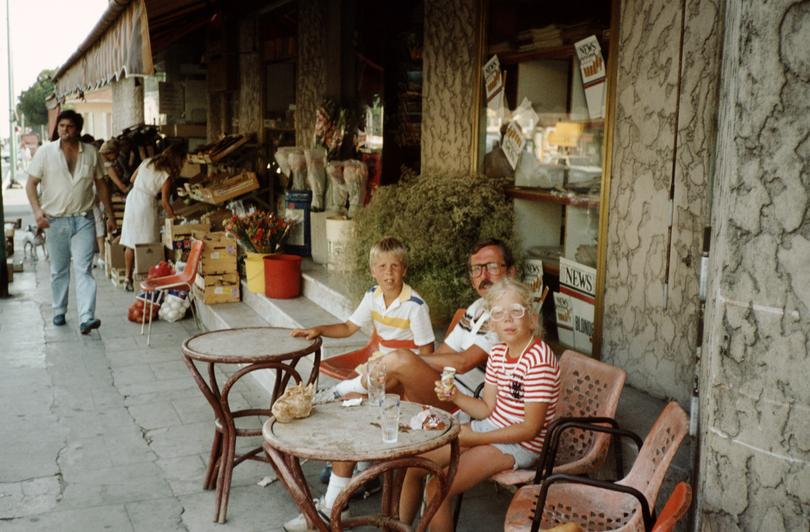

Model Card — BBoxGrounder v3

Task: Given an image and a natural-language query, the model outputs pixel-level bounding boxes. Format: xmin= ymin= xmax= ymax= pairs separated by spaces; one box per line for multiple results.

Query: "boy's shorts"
xmin=470 ymin=418 xmax=539 ymax=470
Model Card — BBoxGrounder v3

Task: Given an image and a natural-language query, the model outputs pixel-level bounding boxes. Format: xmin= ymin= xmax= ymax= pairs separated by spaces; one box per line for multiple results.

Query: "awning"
xmin=52 ymin=0 xmax=218 ymax=99
xmin=53 ymin=0 xmax=152 ymax=99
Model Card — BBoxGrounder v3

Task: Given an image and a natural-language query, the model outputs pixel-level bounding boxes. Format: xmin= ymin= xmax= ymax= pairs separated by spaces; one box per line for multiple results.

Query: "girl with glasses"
xmin=399 ymin=278 xmax=561 ymax=532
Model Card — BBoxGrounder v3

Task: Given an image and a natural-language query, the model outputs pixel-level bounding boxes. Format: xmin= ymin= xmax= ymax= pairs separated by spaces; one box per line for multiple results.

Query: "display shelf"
xmin=507 ymin=186 xmax=600 ymax=209
xmin=492 ymin=44 xmax=577 ymax=63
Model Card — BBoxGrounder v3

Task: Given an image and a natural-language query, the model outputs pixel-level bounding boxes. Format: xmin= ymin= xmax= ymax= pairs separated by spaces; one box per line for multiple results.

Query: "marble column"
xmin=296 ymin=0 xmax=328 ymax=149
xmin=420 ymin=0 xmax=480 ymax=177
xmin=699 ymin=1 xmax=810 ymax=529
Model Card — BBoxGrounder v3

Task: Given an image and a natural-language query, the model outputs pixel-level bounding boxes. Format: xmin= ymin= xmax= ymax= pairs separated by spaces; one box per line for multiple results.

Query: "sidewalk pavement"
xmin=0 ymin=257 xmax=509 ymax=531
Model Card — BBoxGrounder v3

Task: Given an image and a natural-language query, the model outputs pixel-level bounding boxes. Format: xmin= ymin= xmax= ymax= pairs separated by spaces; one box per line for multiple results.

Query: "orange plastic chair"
xmin=651 ymin=482 xmax=692 ymax=532
xmin=504 ymin=401 xmax=689 ymax=532
xmin=319 ymin=307 xmax=467 ymax=380
xmin=139 ymin=239 xmax=204 ymax=346
xmin=454 ymin=350 xmax=627 ymax=526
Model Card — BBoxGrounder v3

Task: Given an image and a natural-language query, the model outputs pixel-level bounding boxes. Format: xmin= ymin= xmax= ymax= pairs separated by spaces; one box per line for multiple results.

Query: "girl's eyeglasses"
xmin=489 ymin=303 xmax=527 ymax=321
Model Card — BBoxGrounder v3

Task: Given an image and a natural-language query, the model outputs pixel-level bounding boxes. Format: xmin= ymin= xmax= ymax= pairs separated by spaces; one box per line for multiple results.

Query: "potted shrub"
xmin=346 ymin=170 xmax=519 ymax=324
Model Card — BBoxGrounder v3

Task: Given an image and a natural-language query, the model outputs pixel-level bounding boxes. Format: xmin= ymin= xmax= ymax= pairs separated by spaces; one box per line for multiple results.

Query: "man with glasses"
xmin=371 ymin=238 xmax=516 ymax=408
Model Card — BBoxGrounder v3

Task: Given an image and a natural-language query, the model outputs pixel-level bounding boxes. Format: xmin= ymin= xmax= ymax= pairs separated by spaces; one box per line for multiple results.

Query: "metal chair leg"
xmin=146 ymin=292 xmax=156 ymax=347
xmin=140 ymin=292 xmax=147 ymax=335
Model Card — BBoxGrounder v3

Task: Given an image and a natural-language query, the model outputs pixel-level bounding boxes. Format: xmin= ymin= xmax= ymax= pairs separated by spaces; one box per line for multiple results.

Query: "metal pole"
xmin=6 ymin=0 xmax=18 ymax=188
xmin=0 ymin=149 xmax=9 ymax=297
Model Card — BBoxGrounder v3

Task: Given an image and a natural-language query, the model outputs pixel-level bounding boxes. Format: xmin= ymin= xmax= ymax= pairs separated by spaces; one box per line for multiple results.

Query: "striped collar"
xmin=373 ymin=283 xmax=413 ymax=308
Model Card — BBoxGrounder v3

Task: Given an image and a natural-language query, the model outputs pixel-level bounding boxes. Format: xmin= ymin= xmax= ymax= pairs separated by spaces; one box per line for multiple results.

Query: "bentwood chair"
xmin=140 ymin=239 xmax=204 ymax=346
xmin=454 ymin=350 xmax=627 ymax=526
xmin=504 ymin=401 xmax=689 ymax=532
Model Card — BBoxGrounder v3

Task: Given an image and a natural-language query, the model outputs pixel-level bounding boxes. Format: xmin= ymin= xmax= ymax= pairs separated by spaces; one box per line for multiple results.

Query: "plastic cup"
xmin=366 ymin=357 xmax=386 ymax=407
xmin=380 ymin=393 xmax=400 ymax=444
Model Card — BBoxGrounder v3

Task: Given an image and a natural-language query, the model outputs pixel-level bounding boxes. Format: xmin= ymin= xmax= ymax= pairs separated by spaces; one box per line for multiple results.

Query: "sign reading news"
xmin=558 ymin=257 xmax=596 ymax=355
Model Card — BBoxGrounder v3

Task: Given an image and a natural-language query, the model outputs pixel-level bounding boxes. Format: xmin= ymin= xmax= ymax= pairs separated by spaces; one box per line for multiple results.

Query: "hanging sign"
xmin=501 ymin=121 xmax=526 ymax=170
xmin=574 ymin=35 xmax=606 ymax=119
xmin=482 ymin=55 xmax=504 ymax=102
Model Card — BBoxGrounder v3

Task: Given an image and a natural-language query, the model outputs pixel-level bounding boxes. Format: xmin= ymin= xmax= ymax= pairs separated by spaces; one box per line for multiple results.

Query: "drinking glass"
xmin=366 ymin=357 xmax=386 ymax=406
xmin=380 ymin=393 xmax=400 ymax=444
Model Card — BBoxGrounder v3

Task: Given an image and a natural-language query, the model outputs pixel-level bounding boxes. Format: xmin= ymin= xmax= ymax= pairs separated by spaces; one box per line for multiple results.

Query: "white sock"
xmin=323 ymin=473 xmax=352 ymax=510
xmin=335 ymin=375 xmax=367 ymax=396
xmin=356 ymin=461 xmax=372 ymax=472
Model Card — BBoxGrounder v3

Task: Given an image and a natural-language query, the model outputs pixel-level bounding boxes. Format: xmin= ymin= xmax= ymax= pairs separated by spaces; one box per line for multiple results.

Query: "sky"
xmin=0 ymin=0 xmax=108 ymax=139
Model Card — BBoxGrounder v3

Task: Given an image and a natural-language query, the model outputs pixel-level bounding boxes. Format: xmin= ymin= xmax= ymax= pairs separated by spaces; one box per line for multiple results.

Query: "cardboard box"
xmin=186 ymin=171 xmax=260 ymax=205
xmin=194 ymin=269 xmax=241 ymax=304
xmin=193 ymin=231 xmax=237 ymax=274
xmin=105 ymin=236 xmax=127 ymax=277
xmin=163 ymin=219 xmax=210 ymax=249
xmin=134 ymin=243 xmax=165 ymax=275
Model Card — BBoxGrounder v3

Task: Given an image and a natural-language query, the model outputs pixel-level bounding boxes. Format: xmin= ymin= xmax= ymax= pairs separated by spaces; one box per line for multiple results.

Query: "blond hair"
xmin=485 ymin=278 xmax=543 ymax=336
xmin=369 ymin=236 xmax=408 ymax=269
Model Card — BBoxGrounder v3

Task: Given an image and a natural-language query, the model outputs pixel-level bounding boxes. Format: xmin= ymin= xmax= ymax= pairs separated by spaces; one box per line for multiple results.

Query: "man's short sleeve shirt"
xmin=443 ymin=298 xmax=499 ymax=354
xmin=28 ymin=140 xmax=103 ymax=216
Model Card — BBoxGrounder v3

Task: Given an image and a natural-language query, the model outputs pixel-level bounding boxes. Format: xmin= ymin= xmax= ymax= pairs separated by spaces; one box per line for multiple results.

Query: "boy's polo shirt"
xmin=28 ymin=140 xmax=104 ymax=217
xmin=349 ymin=283 xmax=435 ymax=353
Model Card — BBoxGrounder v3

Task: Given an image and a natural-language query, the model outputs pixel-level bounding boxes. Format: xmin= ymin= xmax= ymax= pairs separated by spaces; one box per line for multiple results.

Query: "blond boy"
xmin=285 ymin=237 xmax=434 ymax=531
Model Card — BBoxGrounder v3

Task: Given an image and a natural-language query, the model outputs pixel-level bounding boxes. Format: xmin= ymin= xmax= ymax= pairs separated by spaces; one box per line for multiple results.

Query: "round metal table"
xmin=182 ymin=327 xmax=322 ymax=523
xmin=263 ymin=400 xmax=460 ymax=531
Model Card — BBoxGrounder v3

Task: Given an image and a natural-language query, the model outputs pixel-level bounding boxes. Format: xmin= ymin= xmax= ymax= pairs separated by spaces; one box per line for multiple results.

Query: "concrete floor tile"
xmin=146 ymin=422 xmax=215 ymax=459
xmin=125 ymin=497 xmax=187 ymax=532
xmin=0 ymin=476 xmax=61 ymax=518
xmin=59 ymin=462 xmax=172 ymax=509
xmin=149 ymin=360 xmax=191 ymax=380
xmin=0 ymin=504 xmax=135 ymax=532
xmin=57 ymin=437 xmax=115 ymax=473
xmin=128 ymin=401 xmax=183 ymax=430
xmin=157 ymin=455 xmax=208 ymax=497
xmin=112 ymin=365 xmax=157 ymax=386
xmin=118 ymin=376 xmax=199 ymax=398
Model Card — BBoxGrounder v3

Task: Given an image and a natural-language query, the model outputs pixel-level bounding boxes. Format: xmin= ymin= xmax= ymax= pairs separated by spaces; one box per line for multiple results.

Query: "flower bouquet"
xmin=224 ymin=211 xmax=295 ymax=254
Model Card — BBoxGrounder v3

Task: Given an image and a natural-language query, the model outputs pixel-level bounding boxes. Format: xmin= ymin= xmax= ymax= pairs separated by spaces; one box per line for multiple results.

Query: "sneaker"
xmin=350 ymin=475 xmax=382 ymax=500
xmin=313 ymin=386 xmax=342 ymax=405
xmin=125 ymin=280 xmax=134 ymax=292
xmin=282 ymin=497 xmax=350 ymax=532
xmin=53 ymin=314 xmax=66 ymax=326
xmin=80 ymin=318 xmax=101 ymax=335
xmin=319 ymin=464 xmax=332 ymax=484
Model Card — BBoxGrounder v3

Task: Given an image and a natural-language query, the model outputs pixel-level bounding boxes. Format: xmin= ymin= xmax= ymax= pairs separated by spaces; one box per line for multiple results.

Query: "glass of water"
xmin=366 ymin=357 xmax=386 ymax=406
xmin=380 ymin=393 xmax=400 ymax=444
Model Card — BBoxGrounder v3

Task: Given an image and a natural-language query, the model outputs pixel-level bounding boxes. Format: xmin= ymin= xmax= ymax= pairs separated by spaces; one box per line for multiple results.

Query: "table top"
xmin=182 ymin=327 xmax=322 ymax=363
xmin=262 ymin=401 xmax=459 ymax=462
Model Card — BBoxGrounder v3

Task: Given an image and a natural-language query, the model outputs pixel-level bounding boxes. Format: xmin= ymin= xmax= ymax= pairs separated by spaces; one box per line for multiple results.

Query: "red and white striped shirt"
xmin=484 ymin=339 xmax=560 ymax=453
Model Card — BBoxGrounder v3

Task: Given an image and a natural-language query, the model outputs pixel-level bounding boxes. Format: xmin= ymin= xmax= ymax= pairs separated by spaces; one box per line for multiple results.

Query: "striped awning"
xmin=53 ymin=0 xmax=152 ymax=99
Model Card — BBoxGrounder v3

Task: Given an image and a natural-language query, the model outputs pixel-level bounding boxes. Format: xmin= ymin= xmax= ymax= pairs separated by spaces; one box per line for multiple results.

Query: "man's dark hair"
xmin=470 ymin=238 xmax=514 ymax=268
xmin=55 ymin=110 xmax=84 ymax=132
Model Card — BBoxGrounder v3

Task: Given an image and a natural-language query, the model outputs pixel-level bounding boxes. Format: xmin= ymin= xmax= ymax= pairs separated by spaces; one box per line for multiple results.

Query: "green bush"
xmin=347 ymin=170 xmax=519 ymax=325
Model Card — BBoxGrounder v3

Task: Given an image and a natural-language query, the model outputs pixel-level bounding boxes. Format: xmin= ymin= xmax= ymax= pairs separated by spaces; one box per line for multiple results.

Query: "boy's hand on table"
xmin=290 ymin=327 xmax=321 ymax=340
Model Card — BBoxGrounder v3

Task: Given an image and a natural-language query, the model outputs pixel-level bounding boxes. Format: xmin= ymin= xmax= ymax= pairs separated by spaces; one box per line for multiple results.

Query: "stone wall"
xmin=111 ymin=77 xmax=144 ymax=134
xmin=420 ymin=0 xmax=479 ymax=177
xmin=296 ymin=0 xmax=328 ymax=148
xmin=698 ymin=1 xmax=810 ymax=529
xmin=601 ymin=0 xmax=722 ymax=404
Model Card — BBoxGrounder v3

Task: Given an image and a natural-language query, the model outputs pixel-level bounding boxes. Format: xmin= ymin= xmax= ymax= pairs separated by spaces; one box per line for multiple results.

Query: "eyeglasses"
xmin=469 ymin=262 xmax=505 ymax=277
xmin=489 ymin=303 xmax=527 ymax=321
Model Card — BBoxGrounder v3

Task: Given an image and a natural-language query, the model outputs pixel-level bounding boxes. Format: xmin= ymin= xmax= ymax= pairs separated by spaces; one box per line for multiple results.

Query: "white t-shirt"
xmin=444 ymin=298 xmax=499 ymax=353
xmin=444 ymin=298 xmax=500 ymax=394
xmin=349 ymin=283 xmax=435 ymax=353
xmin=28 ymin=140 xmax=104 ymax=216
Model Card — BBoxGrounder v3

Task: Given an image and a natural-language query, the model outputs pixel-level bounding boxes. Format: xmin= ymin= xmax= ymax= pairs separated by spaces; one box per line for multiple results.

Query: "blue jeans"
xmin=45 ymin=212 xmax=97 ymax=322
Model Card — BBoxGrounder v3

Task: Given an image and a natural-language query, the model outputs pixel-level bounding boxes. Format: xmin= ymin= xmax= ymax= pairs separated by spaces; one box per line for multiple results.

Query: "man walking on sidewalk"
xmin=25 ymin=110 xmax=116 ymax=334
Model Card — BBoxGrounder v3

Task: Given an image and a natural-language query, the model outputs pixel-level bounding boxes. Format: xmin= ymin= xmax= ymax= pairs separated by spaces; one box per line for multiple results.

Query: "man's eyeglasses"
xmin=489 ymin=303 xmax=527 ymax=321
xmin=469 ymin=262 xmax=505 ymax=277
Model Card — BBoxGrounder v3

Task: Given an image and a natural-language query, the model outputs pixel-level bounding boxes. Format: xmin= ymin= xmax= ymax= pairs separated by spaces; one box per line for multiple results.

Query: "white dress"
xmin=120 ymin=158 xmax=170 ymax=248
